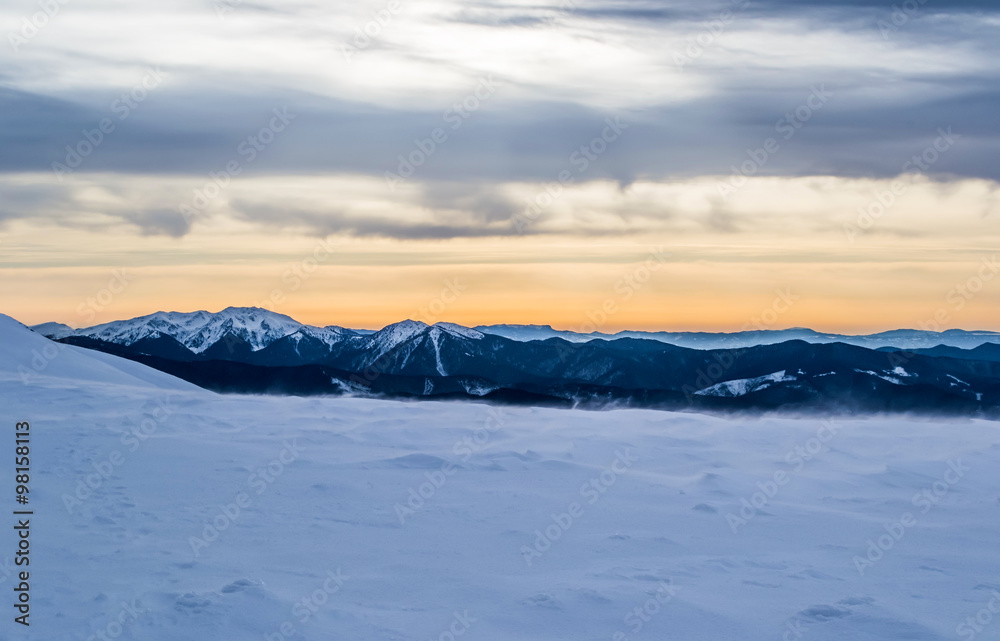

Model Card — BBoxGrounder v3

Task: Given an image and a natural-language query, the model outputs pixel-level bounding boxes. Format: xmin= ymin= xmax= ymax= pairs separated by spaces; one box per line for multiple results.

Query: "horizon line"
xmin=19 ymin=307 xmax=1000 ymax=338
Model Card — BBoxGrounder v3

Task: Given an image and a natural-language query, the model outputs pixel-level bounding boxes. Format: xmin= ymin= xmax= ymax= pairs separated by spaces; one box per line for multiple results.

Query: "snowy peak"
xmin=357 ymin=321 xmax=486 ymax=375
xmin=357 ymin=320 xmax=432 ymax=360
xmin=373 ymin=319 xmax=428 ymax=341
xmin=184 ymin=307 xmax=303 ymax=353
xmin=289 ymin=324 xmax=359 ymax=348
xmin=36 ymin=309 xmax=487 ymax=359
xmin=30 ymin=321 xmax=73 ymax=339
xmin=433 ymin=322 xmax=484 ymax=340
xmin=52 ymin=307 xmax=305 ymax=354
xmin=32 ymin=307 xmax=1000 ymax=359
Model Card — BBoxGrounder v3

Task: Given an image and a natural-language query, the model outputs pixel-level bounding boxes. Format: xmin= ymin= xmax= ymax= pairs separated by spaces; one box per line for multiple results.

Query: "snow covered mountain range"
xmin=34 ymin=307 xmax=360 ymax=354
xmin=26 ymin=307 xmax=1000 ymax=415
xmin=7 ymin=311 xmax=1000 ymax=640
xmin=32 ymin=307 xmax=1000 ymax=354
xmin=34 ymin=306 xmax=1000 ymax=353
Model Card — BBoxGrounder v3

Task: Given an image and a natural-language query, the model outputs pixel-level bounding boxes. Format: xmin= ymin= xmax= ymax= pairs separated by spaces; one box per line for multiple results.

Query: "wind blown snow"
xmin=3 ymin=314 xmax=999 ymax=640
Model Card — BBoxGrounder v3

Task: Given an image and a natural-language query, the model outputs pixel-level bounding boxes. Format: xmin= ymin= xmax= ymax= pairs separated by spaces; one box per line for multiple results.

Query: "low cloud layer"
xmin=1 ymin=173 xmax=996 ymax=243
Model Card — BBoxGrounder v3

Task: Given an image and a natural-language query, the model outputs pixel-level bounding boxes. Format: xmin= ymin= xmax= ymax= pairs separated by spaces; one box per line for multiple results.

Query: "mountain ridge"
xmin=27 ymin=308 xmax=1000 ymax=417
xmin=31 ymin=306 xmax=1000 ymax=353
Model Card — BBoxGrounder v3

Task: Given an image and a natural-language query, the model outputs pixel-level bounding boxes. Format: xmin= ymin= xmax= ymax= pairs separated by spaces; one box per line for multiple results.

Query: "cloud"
xmin=2 ymin=173 xmax=997 ymax=243
xmin=0 ymin=0 xmax=998 ymax=240
xmin=750 ymin=0 xmax=996 ymax=10
xmin=229 ymin=200 xmax=514 ymax=240
xmin=2 ymin=79 xmax=998 ymax=185
xmin=125 ymin=208 xmax=192 ymax=238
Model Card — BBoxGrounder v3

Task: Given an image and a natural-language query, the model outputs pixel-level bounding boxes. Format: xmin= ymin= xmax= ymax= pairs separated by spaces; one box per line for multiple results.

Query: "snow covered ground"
xmin=3 ymin=314 xmax=1000 ymax=640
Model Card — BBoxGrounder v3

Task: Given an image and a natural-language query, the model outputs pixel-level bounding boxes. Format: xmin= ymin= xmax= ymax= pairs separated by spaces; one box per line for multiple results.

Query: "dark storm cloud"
xmin=1 ymin=77 xmax=998 ymax=185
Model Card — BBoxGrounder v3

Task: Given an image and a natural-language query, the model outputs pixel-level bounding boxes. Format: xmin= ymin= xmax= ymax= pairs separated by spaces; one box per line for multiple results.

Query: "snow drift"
xmin=2 ymin=313 xmax=999 ymax=639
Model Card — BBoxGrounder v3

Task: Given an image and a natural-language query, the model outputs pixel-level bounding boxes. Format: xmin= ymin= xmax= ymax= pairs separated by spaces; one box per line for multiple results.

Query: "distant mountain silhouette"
xmin=41 ymin=309 xmax=1000 ymax=417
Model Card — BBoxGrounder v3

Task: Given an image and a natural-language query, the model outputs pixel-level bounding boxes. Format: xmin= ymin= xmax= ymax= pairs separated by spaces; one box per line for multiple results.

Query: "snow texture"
xmin=695 ymin=371 xmax=797 ymax=397
xmin=4 ymin=313 xmax=1000 ymax=640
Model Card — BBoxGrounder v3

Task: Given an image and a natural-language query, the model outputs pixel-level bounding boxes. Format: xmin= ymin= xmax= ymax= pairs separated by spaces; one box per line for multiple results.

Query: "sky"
xmin=1 ymin=0 xmax=998 ymax=332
